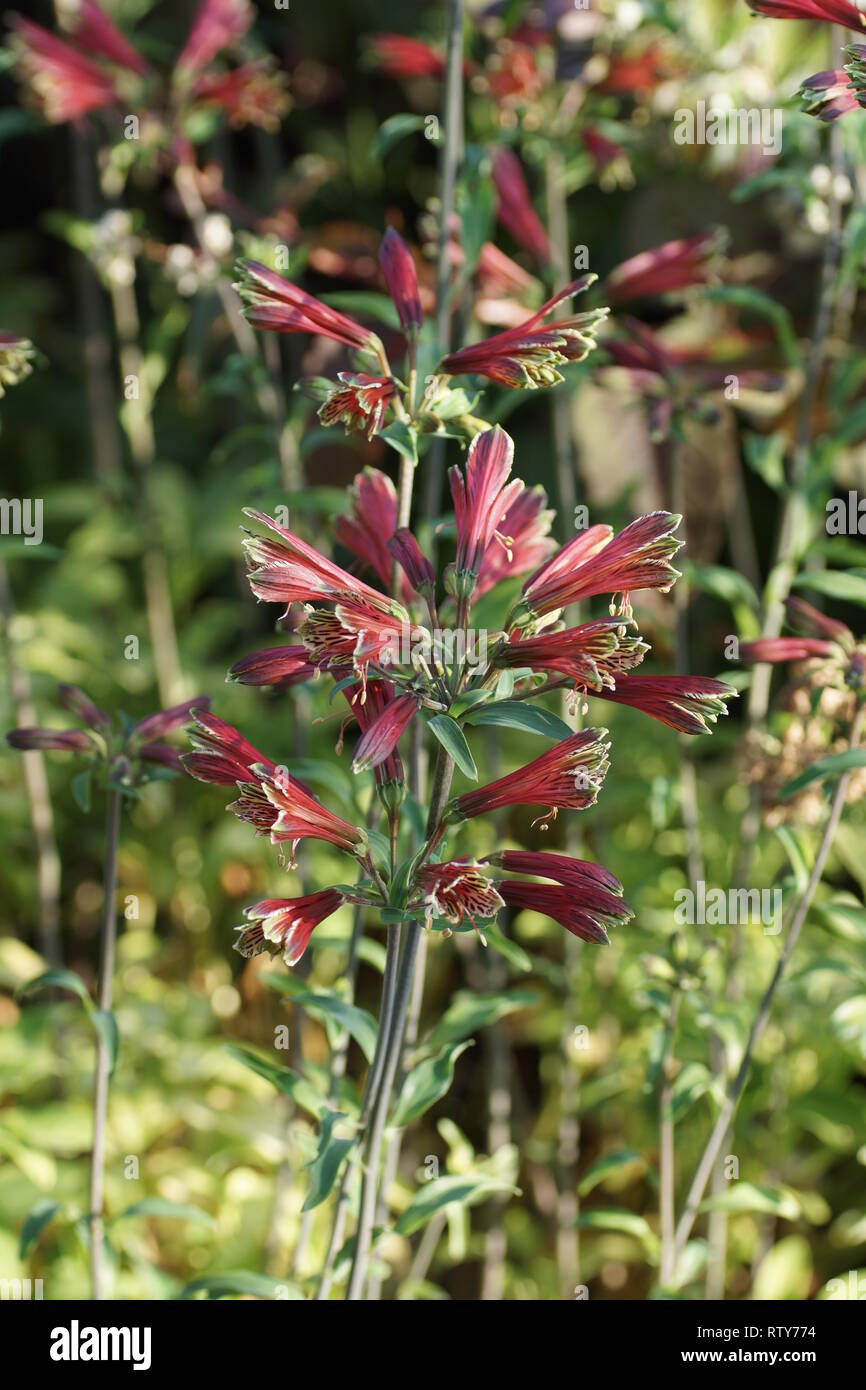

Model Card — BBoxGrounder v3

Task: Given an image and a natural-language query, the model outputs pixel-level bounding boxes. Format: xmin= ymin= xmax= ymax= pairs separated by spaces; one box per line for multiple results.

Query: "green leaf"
xmin=90 ymin=1010 xmax=119 ymax=1077
xmin=373 ymin=112 xmax=427 ymax=160
xmin=699 ymin=1183 xmax=800 ymax=1220
xmin=380 ymin=420 xmax=419 ymax=465
xmin=778 ymin=750 xmax=866 ymax=801
xmin=114 ymin=1198 xmax=215 ymax=1226
xmin=427 ymin=714 xmax=477 ymax=780
xmin=71 ymin=769 xmax=92 ymax=813
xmin=576 ymin=1207 xmax=660 ymax=1256
xmin=395 ymin=1172 xmax=518 ymax=1236
xmin=263 ymin=975 xmax=378 ymax=1062
xmin=17 ymin=968 xmax=92 ymax=1008
xmin=424 ymin=989 xmax=538 ymax=1053
xmin=225 ymin=1045 xmax=324 ymax=1118
xmin=701 ymin=285 xmax=801 ymax=367
xmin=792 ymin=570 xmax=866 ymax=608
xmin=578 ymin=1151 xmax=646 ymax=1198
xmin=180 ymin=1271 xmax=304 ymax=1300
xmin=19 ymin=1200 xmax=63 ymax=1259
xmin=392 ymin=1041 xmax=473 ymax=1128
xmin=686 ymin=563 xmax=760 ymax=613
xmin=302 ymin=1111 xmax=356 ymax=1211
xmin=320 ymin=290 xmax=400 ymax=330
xmin=462 ymin=699 xmax=573 ymax=741
xmin=483 ymin=921 xmax=533 ymax=973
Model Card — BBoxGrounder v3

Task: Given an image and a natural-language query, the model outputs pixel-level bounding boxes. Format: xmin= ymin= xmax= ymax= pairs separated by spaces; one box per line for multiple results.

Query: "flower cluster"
xmin=184 ymin=300 xmax=734 ymax=963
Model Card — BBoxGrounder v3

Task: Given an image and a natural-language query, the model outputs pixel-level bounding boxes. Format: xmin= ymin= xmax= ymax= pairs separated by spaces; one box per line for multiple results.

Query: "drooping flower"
xmin=182 ymin=710 xmax=276 ymax=784
xmin=498 ymin=619 xmax=648 ymax=689
xmin=234 ymin=889 xmax=344 ymax=966
xmin=228 ymin=645 xmax=316 ymax=687
xmin=738 ymin=636 xmax=839 ymax=663
xmin=800 ymin=67 xmax=860 ymax=120
xmin=364 ymin=32 xmax=447 ymax=79
xmin=747 ymin=0 xmax=866 ymax=24
xmin=447 ymin=728 xmax=610 ymax=824
xmin=413 ymin=861 xmax=505 ymax=930
xmin=234 ymin=261 xmax=379 ymax=351
xmin=604 ymin=232 xmax=722 ymax=304
xmin=379 ymin=227 xmax=423 ymax=332
xmin=63 ymin=0 xmax=148 ymax=76
xmin=448 ymin=426 xmax=524 ymax=596
xmin=491 ymin=148 xmax=552 ymax=266
xmin=243 ymin=509 xmax=406 ymax=618
xmin=319 ymin=374 xmax=396 ymax=442
xmin=333 ymin=468 xmax=399 ymax=588
xmin=258 ymin=774 xmax=363 ymax=859
xmin=439 ymin=277 xmax=607 ymax=388
xmin=11 ymin=17 xmax=121 ymax=121
xmin=511 ymin=511 xmax=682 ymax=626
xmin=351 ymin=689 xmax=418 ymax=774
xmin=592 ymin=674 xmax=735 ymax=734
xmin=129 ymin=696 xmax=212 ymax=744
xmin=191 ymin=59 xmax=290 ymax=132
xmin=7 ymin=727 xmax=95 ymax=753
xmin=486 ymin=849 xmax=633 ymax=944
xmin=474 ymin=485 xmax=556 ymax=598
xmin=57 ymin=683 xmax=111 ymax=733
xmin=785 ymin=597 xmax=854 ymax=645
xmin=176 ymin=0 xmax=253 ymax=77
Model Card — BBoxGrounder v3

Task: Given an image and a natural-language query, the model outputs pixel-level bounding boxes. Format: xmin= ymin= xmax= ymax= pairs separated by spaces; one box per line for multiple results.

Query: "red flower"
xmin=7 ymin=727 xmax=94 ymax=752
xmin=414 ymin=861 xmax=505 ymax=929
xmin=192 ymin=60 xmax=289 ymax=132
xmin=596 ymin=45 xmax=670 ymax=94
xmin=130 ymin=696 xmax=211 ymax=743
xmin=592 ymin=674 xmax=734 ymax=734
xmin=488 ymin=849 xmax=632 ymax=942
xmin=364 ymin=33 xmax=447 ymax=79
xmin=491 ymin=148 xmax=552 ymax=266
xmin=228 ymin=645 xmax=316 ymax=687
xmin=499 ymin=619 xmax=648 ymax=689
xmin=447 ymin=728 xmax=610 ymax=824
xmin=497 ymin=880 xmax=629 ymax=945
xmin=351 ymin=689 xmax=418 ymax=774
xmin=583 ymin=127 xmax=628 ymax=175
xmin=800 ymin=67 xmax=860 ymax=120
xmin=301 ymin=602 xmax=421 ymax=690
xmin=785 ymin=597 xmax=853 ymax=645
xmin=182 ymin=711 xmax=277 ymax=784
xmin=440 ymin=277 xmax=606 ymax=389
xmin=57 ymin=684 xmax=111 ymax=733
xmin=235 ymin=890 xmax=344 ymax=966
xmin=11 ymin=18 xmax=120 ymax=122
xmin=748 ymin=1 xmax=866 ymax=24
xmin=604 ymin=232 xmax=721 ymax=304
xmin=334 ymin=468 xmax=399 ymax=588
xmin=257 ymin=773 xmax=363 ymax=859
xmin=474 ymin=485 xmax=556 ymax=598
xmin=235 ymin=261 xmax=378 ymax=351
xmin=738 ymin=637 xmax=837 ymax=663
xmin=320 ymin=374 xmax=396 ymax=442
xmin=243 ymin=509 xmax=405 ymax=618
xmin=449 ymin=426 xmax=524 ymax=593
xmin=67 ymin=0 xmax=148 ymax=76
xmin=513 ymin=511 xmax=682 ymax=625
xmin=177 ymin=0 xmax=253 ymax=77
xmin=379 ymin=228 xmax=423 ymax=332
xmin=387 ymin=527 xmax=436 ymax=596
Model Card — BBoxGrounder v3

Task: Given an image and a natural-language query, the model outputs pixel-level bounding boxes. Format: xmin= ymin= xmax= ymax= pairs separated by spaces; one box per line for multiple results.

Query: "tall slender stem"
xmin=659 ymin=990 xmax=681 ymax=1286
xmin=672 ymin=703 xmax=866 ymax=1267
xmin=89 ymin=787 xmax=122 ymax=1301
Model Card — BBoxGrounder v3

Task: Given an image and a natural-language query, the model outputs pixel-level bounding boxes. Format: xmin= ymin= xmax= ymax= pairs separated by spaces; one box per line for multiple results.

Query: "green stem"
xmin=89 ymin=787 xmax=122 ymax=1301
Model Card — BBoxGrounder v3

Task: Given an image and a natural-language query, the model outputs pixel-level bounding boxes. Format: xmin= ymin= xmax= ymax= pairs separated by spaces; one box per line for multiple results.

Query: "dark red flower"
xmin=7 ymin=727 xmax=94 ymax=753
xmin=11 ymin=17 xmax=120 ymax=121
xmin=235 ymin=261 xmax=378 ymax=351
xmin=67 ymin=0 xmax=148 ymax=76
xmin=499 ymin=619 xmax=648 ymax=689
xmin=379 ymin=227 xmax=423 ymax=332
xmin=334 ymin=468 xmax=399 ymax=589
xmin=387 ymin=527 xmax=436 ymax=597
xmin=319 ymin=374 xmax=396 ymax=441
xmin=440 ymin=277 xmax=606 ymax=388
xmin=738 ymin=637 xmax=837 ymax=663
xmin=228 ymin=646 xmax=316 ymax=687
xmin=351 ymin=690 xmax=418 ymax=774
xmin=449 ymin=426 xmax=524 ymax=592
xmin=182 ymin=711 xmax=277 ymax=785
xmin=491 ymin=148 xmax=552 ymax=266
xmin=474 ymin=485 xmax=556 ymax=598
xmin=364 ymin=33 xmax=447 ymax=79
xmin=447 ymin=728 xmax=610 ymax=825
xmin=234 ymin=889 xmax=344 ymax=966
xmin=414 ymin=861 xmax=505 ymax=929
xmin=748 ymin=1 xmax=866 ymax=24
xmin=192 ymin=60 xmax=289 ymax=132
xmin=592 ymin=674 xmax=734 ymax=734
xmin=800 ymin=67 xmax=860 ymax=120
xmin=488 ymin=849 xmax=633 ymax=943
xmin=604 ymin=232 xmax=721 ymax=304
xmin=176 ymin=0 xmax=253 ymax=77
xmin=130 ymin=696 xmax=211 ymax=744
xmin=512 ymin=511 xmax=682 ymax=625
